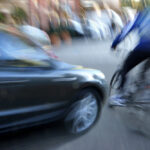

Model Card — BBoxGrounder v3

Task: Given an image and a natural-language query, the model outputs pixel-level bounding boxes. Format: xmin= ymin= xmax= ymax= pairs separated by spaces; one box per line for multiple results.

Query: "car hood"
xmin=51 ymin=59 xmax=76 ymax=70
xmin=51 ymin=59 xmax=86 ymax=70
xmin=51 ymin=59 xmax=105 ymax=79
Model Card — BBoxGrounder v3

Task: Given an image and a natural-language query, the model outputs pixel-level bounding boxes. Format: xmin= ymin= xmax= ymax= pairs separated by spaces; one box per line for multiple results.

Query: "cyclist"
xmin=109 ymin=7 xmax=150 ymax=105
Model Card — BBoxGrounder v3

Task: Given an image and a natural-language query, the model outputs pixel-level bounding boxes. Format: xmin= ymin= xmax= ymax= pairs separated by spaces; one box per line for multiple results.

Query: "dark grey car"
xmin=0 ymin=28 xmax=108 ymax=134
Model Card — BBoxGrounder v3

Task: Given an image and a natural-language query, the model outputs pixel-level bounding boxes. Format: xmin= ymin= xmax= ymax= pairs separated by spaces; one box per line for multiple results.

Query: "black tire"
xmin=110 ymin=69 xmax=122 ymax=91
xmin=64 ymin=88 xmax=102 ymax=134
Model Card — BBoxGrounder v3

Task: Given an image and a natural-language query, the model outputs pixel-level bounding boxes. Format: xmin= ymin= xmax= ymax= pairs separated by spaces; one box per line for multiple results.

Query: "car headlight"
xmin=94 ymin=72 xmax=105 ymax=80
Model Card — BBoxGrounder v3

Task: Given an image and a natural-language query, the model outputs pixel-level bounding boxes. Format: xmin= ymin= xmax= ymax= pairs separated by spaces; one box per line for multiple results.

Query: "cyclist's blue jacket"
xmin=112 ymin=7 xmax=150 ymax=50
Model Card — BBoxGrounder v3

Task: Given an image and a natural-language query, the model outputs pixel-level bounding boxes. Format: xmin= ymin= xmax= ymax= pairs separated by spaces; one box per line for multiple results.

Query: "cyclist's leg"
xmin=118 ymin=44 xmax=150 ymax=91
xmin=140 ymin=59 xmax=150 ymax=80
xmin=109 ymin=43 xmax=150 ymax=106
xmin=144 ymin=59 xmax=150 ymax=71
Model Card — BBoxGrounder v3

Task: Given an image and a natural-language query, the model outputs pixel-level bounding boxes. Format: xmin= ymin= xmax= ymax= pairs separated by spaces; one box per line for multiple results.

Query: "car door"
xmin=0 ymin=66 xmax=70 ymax=129
xmin=0 ymin=67 xmax=50 ymax=128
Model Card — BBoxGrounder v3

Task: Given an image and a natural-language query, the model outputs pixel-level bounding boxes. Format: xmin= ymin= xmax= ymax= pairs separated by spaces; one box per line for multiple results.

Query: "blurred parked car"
xmin=84 ymin=19 xmax=111 ymax=40
xmin=60 ymin=5 xmax=85 ymax=38
xmin=0 ymin=27 xmax=108 ymax=134
xmin=122 ymin=7 xmax=137 ymax=22
xmin=18 ymin=25 xmax=58 ymax=59
xmin=68 ymin=19 xmax=85 ymax=38
xmin=85 ymin=19 xmax=102 ymax=39
xmin=85 ymin=9 xmax=124 ymax=39
xmin=85 ymin=10 xmax=112 ymax=39
xmin=107 ymin=9 xmax=124 ymax=35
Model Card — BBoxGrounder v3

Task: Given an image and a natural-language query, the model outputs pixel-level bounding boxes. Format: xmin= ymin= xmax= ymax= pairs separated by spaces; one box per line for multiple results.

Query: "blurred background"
xmin=0 ymin=1 xmax=150 ymax=150
xmin=0 ymin=0 xmax=145 ymax=46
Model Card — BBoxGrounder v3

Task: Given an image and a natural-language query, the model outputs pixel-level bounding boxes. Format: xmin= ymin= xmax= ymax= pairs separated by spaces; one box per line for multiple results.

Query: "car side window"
xmin=0 ymin=31 xmax=51 ymax=68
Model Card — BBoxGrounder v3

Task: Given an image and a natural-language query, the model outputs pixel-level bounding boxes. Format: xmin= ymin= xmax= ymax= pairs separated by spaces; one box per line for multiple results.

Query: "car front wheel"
xmin=64 ymin=89 xmax=102 ymax=134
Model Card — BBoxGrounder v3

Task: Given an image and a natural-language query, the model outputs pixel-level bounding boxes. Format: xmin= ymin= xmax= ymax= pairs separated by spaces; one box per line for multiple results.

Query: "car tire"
xmin=64 ymin=88 xmax=102 ymax=134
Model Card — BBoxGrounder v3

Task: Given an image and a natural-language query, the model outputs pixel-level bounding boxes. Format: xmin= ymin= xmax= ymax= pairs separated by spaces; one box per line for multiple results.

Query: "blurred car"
xmin=122 ymin=7 xmax=137 ymax=22
xmin=85 ymin=11 xmax=112 ymax=39
xmin=83 ymin=19 xmax=111 ymax=40
xmin=0 ymin=27 xmax=108 ymax=134
xmin=106 ymin=9 xmax=124 ymax=35
xmin=18 ymin=25 xmax=58 ymax=59
xmin=85 ymin=19 xmax=102 ymax=39
xmin=61 ymin=5 xmax=85 ymax=38
xmin=68 ymin=19 xmax=85 ymax=38
xmin=85 ymin=9 xmax=124 ymax=39
xmin=111 ymin=10 xmax=123 ymax=29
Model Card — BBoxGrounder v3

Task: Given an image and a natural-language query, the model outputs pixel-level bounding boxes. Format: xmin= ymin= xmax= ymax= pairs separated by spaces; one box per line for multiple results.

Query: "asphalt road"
xmin=0 ymin=39 xmax=150 ymax=150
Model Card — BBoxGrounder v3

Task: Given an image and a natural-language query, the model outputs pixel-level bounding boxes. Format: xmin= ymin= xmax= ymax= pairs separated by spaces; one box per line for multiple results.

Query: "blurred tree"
xmin=11 ymin=7 xmax=27 ymax=24
xmin=121 ymin=0 xmax=132 ymax=7
xmin=0 ymin=12 xmax=5 ymax=23
xmin=144 ymin=0 xmax=150 ymax=5
xmin=121 ymin=0 xmax=147 ymax=10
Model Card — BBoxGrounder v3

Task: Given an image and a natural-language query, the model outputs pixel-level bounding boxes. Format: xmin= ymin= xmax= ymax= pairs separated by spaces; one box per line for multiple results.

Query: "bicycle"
xmin=109 ymin=59 xmax=150 ymax=107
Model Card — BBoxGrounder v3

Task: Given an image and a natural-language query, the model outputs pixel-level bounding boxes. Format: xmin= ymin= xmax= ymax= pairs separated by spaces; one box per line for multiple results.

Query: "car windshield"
xmin=0 ymin=31 xmax=51 ymax=67
xmin=19 ymin=25 xmax=51 ymax=46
